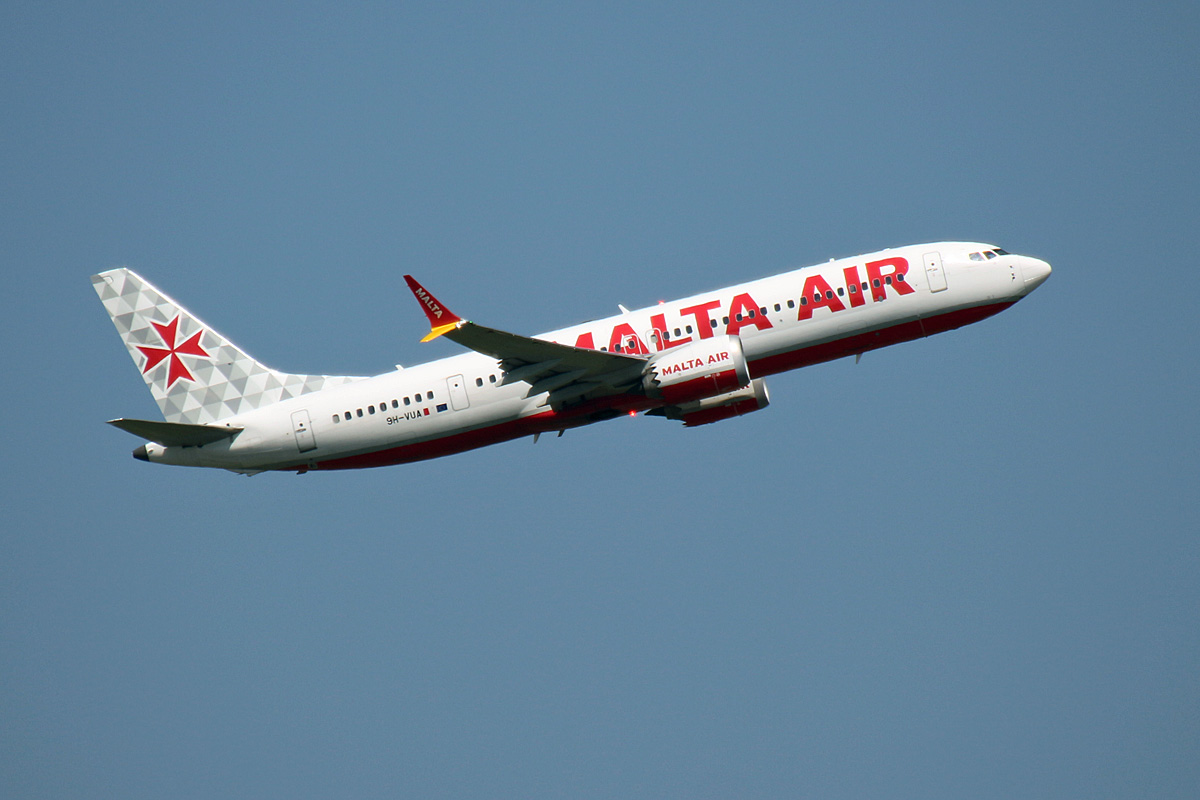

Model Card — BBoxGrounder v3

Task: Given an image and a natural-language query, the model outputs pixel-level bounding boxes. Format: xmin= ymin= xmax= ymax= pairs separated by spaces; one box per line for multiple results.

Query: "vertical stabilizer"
xmin=92 ymin=268 xmax=361 ymax=424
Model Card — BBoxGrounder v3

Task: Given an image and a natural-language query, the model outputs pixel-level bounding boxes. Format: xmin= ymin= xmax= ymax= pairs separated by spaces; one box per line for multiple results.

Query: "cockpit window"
xmin=969 ymin=248 xmax=1009 ymax=261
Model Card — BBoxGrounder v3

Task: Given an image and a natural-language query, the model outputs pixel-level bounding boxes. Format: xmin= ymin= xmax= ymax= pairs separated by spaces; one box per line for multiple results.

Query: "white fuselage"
xmin=140 ymin=242 xmax=1050 ymax=472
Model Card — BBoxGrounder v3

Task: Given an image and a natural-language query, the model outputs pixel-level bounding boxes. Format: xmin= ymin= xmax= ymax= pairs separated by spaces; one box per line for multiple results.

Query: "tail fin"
xmin=92 ymin=268 xmax=362 ymax=424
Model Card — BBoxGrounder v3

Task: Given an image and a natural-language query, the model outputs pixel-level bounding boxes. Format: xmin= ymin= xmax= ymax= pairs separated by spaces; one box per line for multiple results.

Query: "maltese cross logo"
xmin=136 ymin=316 xmax=210 ymax=388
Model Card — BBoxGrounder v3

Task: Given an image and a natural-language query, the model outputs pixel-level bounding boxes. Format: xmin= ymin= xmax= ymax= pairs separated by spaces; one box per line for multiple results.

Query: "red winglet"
xmin=404 ymin=275 xmax=464 ymax=341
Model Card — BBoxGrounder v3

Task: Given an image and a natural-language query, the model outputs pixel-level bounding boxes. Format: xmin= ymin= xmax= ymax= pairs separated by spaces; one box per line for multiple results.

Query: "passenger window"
xmin=489 ymin=375 xmax=497 ymax=383
xmin=774 ymin=303 xmax=781 ymax=312
xmin=825 ymin=291 xmax=833 ymax=299
xmin=800 ymin=297 xmax=808 ymax=306
xmin=849 ymin=284 xmax=857 ymax=294
xmin=332 ymin=415 xmax=340 ymax=423
xmin=737 ymin=313 xmax=744 ymax=321
xmin=404 ymin=397 xmax=411 ymax=406
xmin=368 ymin=406 xmax=375 ymax=415
xmin=885 ymin=276 xmax=892 ymax=285
xmin=722 ymin=316 xmax=729 ymax=325
xmin=392 ymin=399 xmax=399 ymax=408
xmin=673 ymin=328 xmax=681 ymax=337
xmin=897 ymin=274 xmax=905 ymax=282
xmin=685 ymin=325 xmax=693 ymax=334
xmin=356 ymin=409 xmax=363 ymax=418
xmin=787 ymin=299 xmax=795 ymax=308
xmin=710 ymin=319 xmax=718 ymax=328
xmin=759 ymin=307 xmax=766 ymax=315
xmin=837 ymin=287 xmax=844 ymax=296
xmin=873 ymin=279 xmax=880 ymax=287
xmin=344 ymin=412 xmax=351 ymax=421
xmin=476 ymin=377 xmax=483 ymax=387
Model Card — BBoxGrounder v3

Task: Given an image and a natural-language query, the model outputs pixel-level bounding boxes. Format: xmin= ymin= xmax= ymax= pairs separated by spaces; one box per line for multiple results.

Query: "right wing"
xmin=403 ymin=275 xmax=647 ymax=406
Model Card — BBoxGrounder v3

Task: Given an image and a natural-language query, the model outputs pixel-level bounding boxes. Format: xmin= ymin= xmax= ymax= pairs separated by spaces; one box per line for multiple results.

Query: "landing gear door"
xmin=291 ymin=409 xmax=317 ymax=453
xmin=923 ymin=251 xmax=948 ymax=293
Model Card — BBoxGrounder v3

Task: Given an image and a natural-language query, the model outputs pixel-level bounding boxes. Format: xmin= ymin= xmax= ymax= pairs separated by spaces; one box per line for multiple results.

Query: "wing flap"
xmin=107 ymin=418 xmax=243 ymax=447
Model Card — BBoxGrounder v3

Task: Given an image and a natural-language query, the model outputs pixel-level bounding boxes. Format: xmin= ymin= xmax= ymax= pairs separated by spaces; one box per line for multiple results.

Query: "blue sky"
xmin=3 ymin=2 xmax=1197 ymax=797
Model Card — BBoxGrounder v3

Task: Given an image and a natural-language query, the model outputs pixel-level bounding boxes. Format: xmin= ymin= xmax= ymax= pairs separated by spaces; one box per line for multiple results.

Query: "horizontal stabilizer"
xmin=107 ymin=418 xmax=243 ymax=447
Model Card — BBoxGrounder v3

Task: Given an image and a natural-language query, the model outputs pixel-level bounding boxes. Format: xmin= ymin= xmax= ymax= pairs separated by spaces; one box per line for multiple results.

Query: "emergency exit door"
xmin=923 ymin=251 xmax=948 ymax=292
xmin=447 ymin=375 xmax=470 ymax=411
xmin=291 ymin=409 xmax=317 ymax=453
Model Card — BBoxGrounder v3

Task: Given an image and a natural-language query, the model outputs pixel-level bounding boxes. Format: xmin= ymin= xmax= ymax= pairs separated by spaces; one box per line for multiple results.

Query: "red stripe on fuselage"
xmin=310 ymin=395 xmax=648 ymax=471
xmin=747 ymin=301 xmax=1014 ymax=376
xmin=313 ymin=412 xmax=559 ymax=470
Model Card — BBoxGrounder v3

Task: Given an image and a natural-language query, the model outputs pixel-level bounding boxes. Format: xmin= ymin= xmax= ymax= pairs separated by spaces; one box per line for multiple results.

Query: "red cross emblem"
xmin=136 ymin=316 xmax=210 ymax=387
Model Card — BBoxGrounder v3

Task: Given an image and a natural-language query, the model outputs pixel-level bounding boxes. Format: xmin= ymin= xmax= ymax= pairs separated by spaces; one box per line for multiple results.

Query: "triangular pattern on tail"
xmin=93 ymin=268 xmax=363 ymax=424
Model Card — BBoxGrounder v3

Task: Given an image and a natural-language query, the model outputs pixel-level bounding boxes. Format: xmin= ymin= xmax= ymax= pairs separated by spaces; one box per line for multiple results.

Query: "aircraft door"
xmin=447 ymin=375 xmax=470 ymax=411
xmin=923 ymin=251 xmax=948 ymax=292
xmin=291 ymin=409 xmax=317 ymax=453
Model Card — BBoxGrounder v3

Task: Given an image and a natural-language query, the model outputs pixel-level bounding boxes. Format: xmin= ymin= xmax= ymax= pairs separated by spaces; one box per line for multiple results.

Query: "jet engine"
xmin=642 ymin=335 xmax=751 ymax=405
xmin=647 ymin=378 xmax=771 ymax=427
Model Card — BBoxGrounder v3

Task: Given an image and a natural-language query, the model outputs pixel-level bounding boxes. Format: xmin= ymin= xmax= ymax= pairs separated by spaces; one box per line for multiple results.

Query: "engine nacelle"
xmin=670 ymin=378 xmax=770 ymax=426
xmin=642 ymin=335 xmax=751 ymax=405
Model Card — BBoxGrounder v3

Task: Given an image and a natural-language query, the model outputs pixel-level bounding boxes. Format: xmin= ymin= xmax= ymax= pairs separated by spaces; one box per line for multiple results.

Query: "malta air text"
xmin=659 ymin=351 xmax=731 ymax=378
xmin=566 ymin=256 xmax=915 ymax=354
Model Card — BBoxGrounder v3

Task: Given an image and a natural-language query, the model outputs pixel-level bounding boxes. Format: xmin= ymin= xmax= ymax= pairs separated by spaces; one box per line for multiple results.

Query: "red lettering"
xmin=865 ymin=257 xmax=915 ymax=302
xmin=608 ymin=323 xmax=649 ymax=355
xmin=573 ymin=331 xmax=596 ymax=350
xmin=796 ymin=274 xmax=846 ymax=321
xmin=726 ymin=293 xmax=772 ymax=335
xmin=650 ymin=312 xmax=690 ymax=350
xmin=842 ymin=265 xmax=866 ymax=308
xmin=679 ymin=300 xmax=722 ymax=339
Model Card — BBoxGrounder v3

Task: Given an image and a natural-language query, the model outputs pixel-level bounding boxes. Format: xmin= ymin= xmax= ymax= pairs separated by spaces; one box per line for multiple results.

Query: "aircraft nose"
xmin=1021 ymin=257 xmax=1052 ymax=291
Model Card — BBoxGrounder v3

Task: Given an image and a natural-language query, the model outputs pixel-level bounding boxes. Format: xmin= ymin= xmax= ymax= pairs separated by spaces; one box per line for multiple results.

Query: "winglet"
xmin=404 ymin=275 xmax=464 ymax=342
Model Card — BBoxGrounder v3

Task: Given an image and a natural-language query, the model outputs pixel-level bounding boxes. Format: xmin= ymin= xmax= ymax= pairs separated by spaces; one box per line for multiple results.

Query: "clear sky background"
xmin=3 ymin=2 xmax=1197 ymax=798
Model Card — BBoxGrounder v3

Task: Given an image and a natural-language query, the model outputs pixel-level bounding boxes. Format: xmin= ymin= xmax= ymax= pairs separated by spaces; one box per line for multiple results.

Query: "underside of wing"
xmin=448 ymin=321 xmax=645 ymax=393
xmin=403 ymin=275 xmax=647 ymax=406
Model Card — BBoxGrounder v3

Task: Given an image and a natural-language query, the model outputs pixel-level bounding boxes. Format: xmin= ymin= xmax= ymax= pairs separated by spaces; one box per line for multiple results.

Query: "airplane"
xmin=93 ymin=242 xmax=1051 ymax=474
